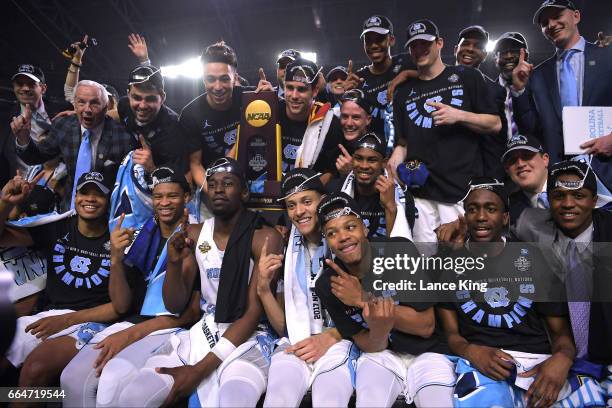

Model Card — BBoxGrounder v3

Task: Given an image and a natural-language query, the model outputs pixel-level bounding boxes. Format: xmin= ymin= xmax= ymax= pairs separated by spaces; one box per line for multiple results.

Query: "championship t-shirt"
xmin=30 ymin=215 xmax=111 ymax=311
xmin=315 ymin=237 xmax=446 ymax=355
xmin=180 ymin=87 xmax=245 ymax=168
xmin=356 ymin=54 xmax=414 ymax=137
xmin=393 ymin=65 xmax=498 ymax=203
xmin=438 ymin=241 xmax=567 ymax=354
xmin=117 ymin=97 xmax=187 ymax=173
xmin=278 ymin=100 xmax=345 ymax=174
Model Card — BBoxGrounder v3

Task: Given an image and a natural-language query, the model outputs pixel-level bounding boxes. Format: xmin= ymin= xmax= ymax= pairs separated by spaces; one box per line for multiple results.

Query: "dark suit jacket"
xmin=513 ymin=42 xmax=612 ymax=191
xmin=17 ymin=115 xmax=136 ymax=196
xmin=514 ymin=208 xmax=612 ymax=364
xmin=509 ymin=189 xmax=531 ymax=226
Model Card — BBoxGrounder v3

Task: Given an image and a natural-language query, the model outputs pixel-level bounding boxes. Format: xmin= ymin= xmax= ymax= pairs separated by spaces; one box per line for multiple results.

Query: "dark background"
xmin=1 ymin=0 xmax=610 ymax=113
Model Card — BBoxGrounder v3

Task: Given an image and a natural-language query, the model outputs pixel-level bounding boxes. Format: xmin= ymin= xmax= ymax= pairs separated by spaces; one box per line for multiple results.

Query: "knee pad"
xmin=97 ymin=358 xmax=137 ymax=406
xmin=408 ymin=352 xmax=456 ymax=393
xmin=219 ymin=359 xmax=267 ymax=395
xmin=118 ymin=367 xmax=174 ymax=408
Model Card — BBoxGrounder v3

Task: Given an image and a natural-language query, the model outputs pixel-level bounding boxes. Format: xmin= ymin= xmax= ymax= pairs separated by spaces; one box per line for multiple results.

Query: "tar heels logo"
xmin=484 ymin=287 xmax=510 ymax=308
xmin=424 ymin=96 xmax=442 ymax=113
xmin=409 ymin=22 xmax=426 ymax=36
xmin=224 ymin=129 xmax=237 ymax=146
xmin=366 ymin=16 xmax=382 ymax=27
xmin=70 ymin=256 xmax=92 ymax=274
xmin=377 ymin=90 xmax=387 ymax=105
xmin=284 ymin=144 xmax=298 ymax=160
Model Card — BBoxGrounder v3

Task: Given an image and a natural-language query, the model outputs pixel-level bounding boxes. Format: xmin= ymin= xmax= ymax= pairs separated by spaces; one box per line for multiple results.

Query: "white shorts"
xmin=6 ymin=309 xmax=106 ymax=367
xmin=359 ymin=351 xmax=456 ymax=404
xmin=413 ymin=198 xmax=464 ymax=247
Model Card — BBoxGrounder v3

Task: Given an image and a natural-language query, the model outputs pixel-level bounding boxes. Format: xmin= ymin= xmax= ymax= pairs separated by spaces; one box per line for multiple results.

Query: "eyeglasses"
xmin=128 ymin=67 xmax=162 ymax=86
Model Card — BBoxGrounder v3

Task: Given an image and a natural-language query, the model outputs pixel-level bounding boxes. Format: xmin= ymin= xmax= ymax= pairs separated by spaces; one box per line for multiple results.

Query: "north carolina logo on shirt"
xmin=484 ymin=287 xmax=510 ymax=308
xmin=70 ymin=256 xmax=91 ymax=274
xmin=284 ymin=144 xmax=299 ymax=160
xmin=224 ymin=129 xmax=237 ymax=146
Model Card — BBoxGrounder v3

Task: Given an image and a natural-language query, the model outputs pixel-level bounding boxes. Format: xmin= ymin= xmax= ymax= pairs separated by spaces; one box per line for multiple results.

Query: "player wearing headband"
xmin=115 ymin=158 xmax=283 ymax=407
xmin=280 ymin=58 xmax=345 ymax=185
xmin=60 ymin=166 xmax=200 ymax=407
xmin=332 ymin=132 xmax=415 ymax=239
xmin=258 ymin=168 xmax=357 ymax=407
xmin=436 ymin=176 xmax=608 ymax=407
xmin=314 ymin=192 xmax=454 ymax=407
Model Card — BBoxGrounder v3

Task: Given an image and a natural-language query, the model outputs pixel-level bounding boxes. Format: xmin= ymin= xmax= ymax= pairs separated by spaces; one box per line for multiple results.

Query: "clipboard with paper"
xmin=562 ymin=106 xmax=612 ymax=155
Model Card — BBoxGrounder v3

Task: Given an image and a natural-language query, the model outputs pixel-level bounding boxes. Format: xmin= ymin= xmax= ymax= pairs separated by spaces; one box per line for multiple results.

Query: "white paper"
xmin=563 ymin=106 xmax=612 ymax=155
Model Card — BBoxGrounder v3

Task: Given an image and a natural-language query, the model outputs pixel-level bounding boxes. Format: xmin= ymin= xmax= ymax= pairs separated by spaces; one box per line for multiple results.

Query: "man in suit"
xmin=511 ymin=0 xmax=612 ymax=191
xmin=502 ymin=134 xmax=550 ymax=224
xmin=514 ymin=161 xmax=612 ymax=402
xmin=13 ymin=80 xmax=135 ymax=209
xmin=4 ymin=64 xmax=72 ymax=186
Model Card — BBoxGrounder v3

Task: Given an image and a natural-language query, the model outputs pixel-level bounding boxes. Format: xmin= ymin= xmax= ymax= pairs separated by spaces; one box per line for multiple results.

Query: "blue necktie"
xmin=566 ymin=240 xmax=590 ymax=358
xmin=537 ymin=192 xmax=549 ymax=209
xmin=559 ymin=49 xmax=578 ymax=108
xmin=71 ymin=129 xmax=92 ymax=208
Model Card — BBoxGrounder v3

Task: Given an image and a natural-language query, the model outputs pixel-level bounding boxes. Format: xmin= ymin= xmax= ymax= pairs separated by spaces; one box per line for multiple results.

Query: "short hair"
xmin=201 ymin=41 xmax=238 ymax=68
xmin=74 ymin=80 xmax=109 ymax=108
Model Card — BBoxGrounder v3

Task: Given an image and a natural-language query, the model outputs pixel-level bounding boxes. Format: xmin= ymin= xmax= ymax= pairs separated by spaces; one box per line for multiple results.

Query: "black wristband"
xmin=70 ymin=61 xmax=82 ymax=68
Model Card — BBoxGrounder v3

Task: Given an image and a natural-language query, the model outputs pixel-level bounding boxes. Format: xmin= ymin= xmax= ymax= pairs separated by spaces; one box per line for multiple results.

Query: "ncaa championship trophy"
xmin=235 ymin=90 xmax=282 ymax=210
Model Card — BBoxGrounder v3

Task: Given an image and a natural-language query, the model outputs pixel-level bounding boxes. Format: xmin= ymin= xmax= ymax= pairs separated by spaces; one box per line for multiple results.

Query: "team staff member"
xmin=391 ymin=19 xmax=501 ymax=242
xmin=182 ymin=42 xmax=273 ymax=190
xmin=0 ymin=172 xmax=119 ymax=390
xmin=280 ymin=58 xmax=344 ymax=184
xmin=314 ymin=192 xmax=454 ymax=407
xmin=115 ymin=158 xmax=283 ymax=407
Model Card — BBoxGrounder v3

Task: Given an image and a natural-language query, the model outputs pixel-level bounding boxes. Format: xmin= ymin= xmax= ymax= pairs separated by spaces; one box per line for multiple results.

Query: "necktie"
xmin=537 ymin=192 xmax=549 ymax=209
xmin=566 ymin=240 xmax=590 ymax=358
xmin=505 ymin=87 xmax=519 ymax=140
xmin=71 ymin=129 xmax=93 ymax=209
xmin=559 ymin=49 xmax=578 ymax=108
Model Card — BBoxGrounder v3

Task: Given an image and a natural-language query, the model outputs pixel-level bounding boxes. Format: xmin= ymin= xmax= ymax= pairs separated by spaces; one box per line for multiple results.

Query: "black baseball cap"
xmin=205 ymin=157 xmax=246 ymax=183
xmin=404 ymin=19 xmax=440 ymax=48
xmin=102 ymin=83 xmax=119 ymax=100
xmin=284 ymin=58 xmax=321 ymax=85
xmin=458 ymin=25 xmax=489 ymax=44
xmin=128 ymin=64 xmax=164 ymax=91
xmin=317 ymin=192 xmax=362 ymax=226
xmin=360 ymin=15 xmax=394 ymax=38
xmin=501 ymin=134 xmax=544 ymax=163
xmin=548 ymin=160 xmax=597 ymax=195
xmin=19 ymin=185 xmax=57 ymax=216
xmin=340 ymin=89 xmax=373 ymax=115
xmin=12 ymin=64 xmax=45 ymax=83
xmin=76 ymin=172 xmax=110 ymax=195
xmin=151 ymin=166 xmax=190 ymax=193
xmin=533 ymin=0 xmax=577 ymax=25
xmin=354 ymin=132 xmax=386 ymax=158
xmin=326 ymin=66 xmax=348 ymax=81
xmin=279 ymin=168 xmax=325 ymax=201
xmin=464 ymin=177 xmax=509 ymax=211
xmin=277 ymin=49 xmax=301 ymax=64
xmin=494 ymin=32 xmax=529 ymax=53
